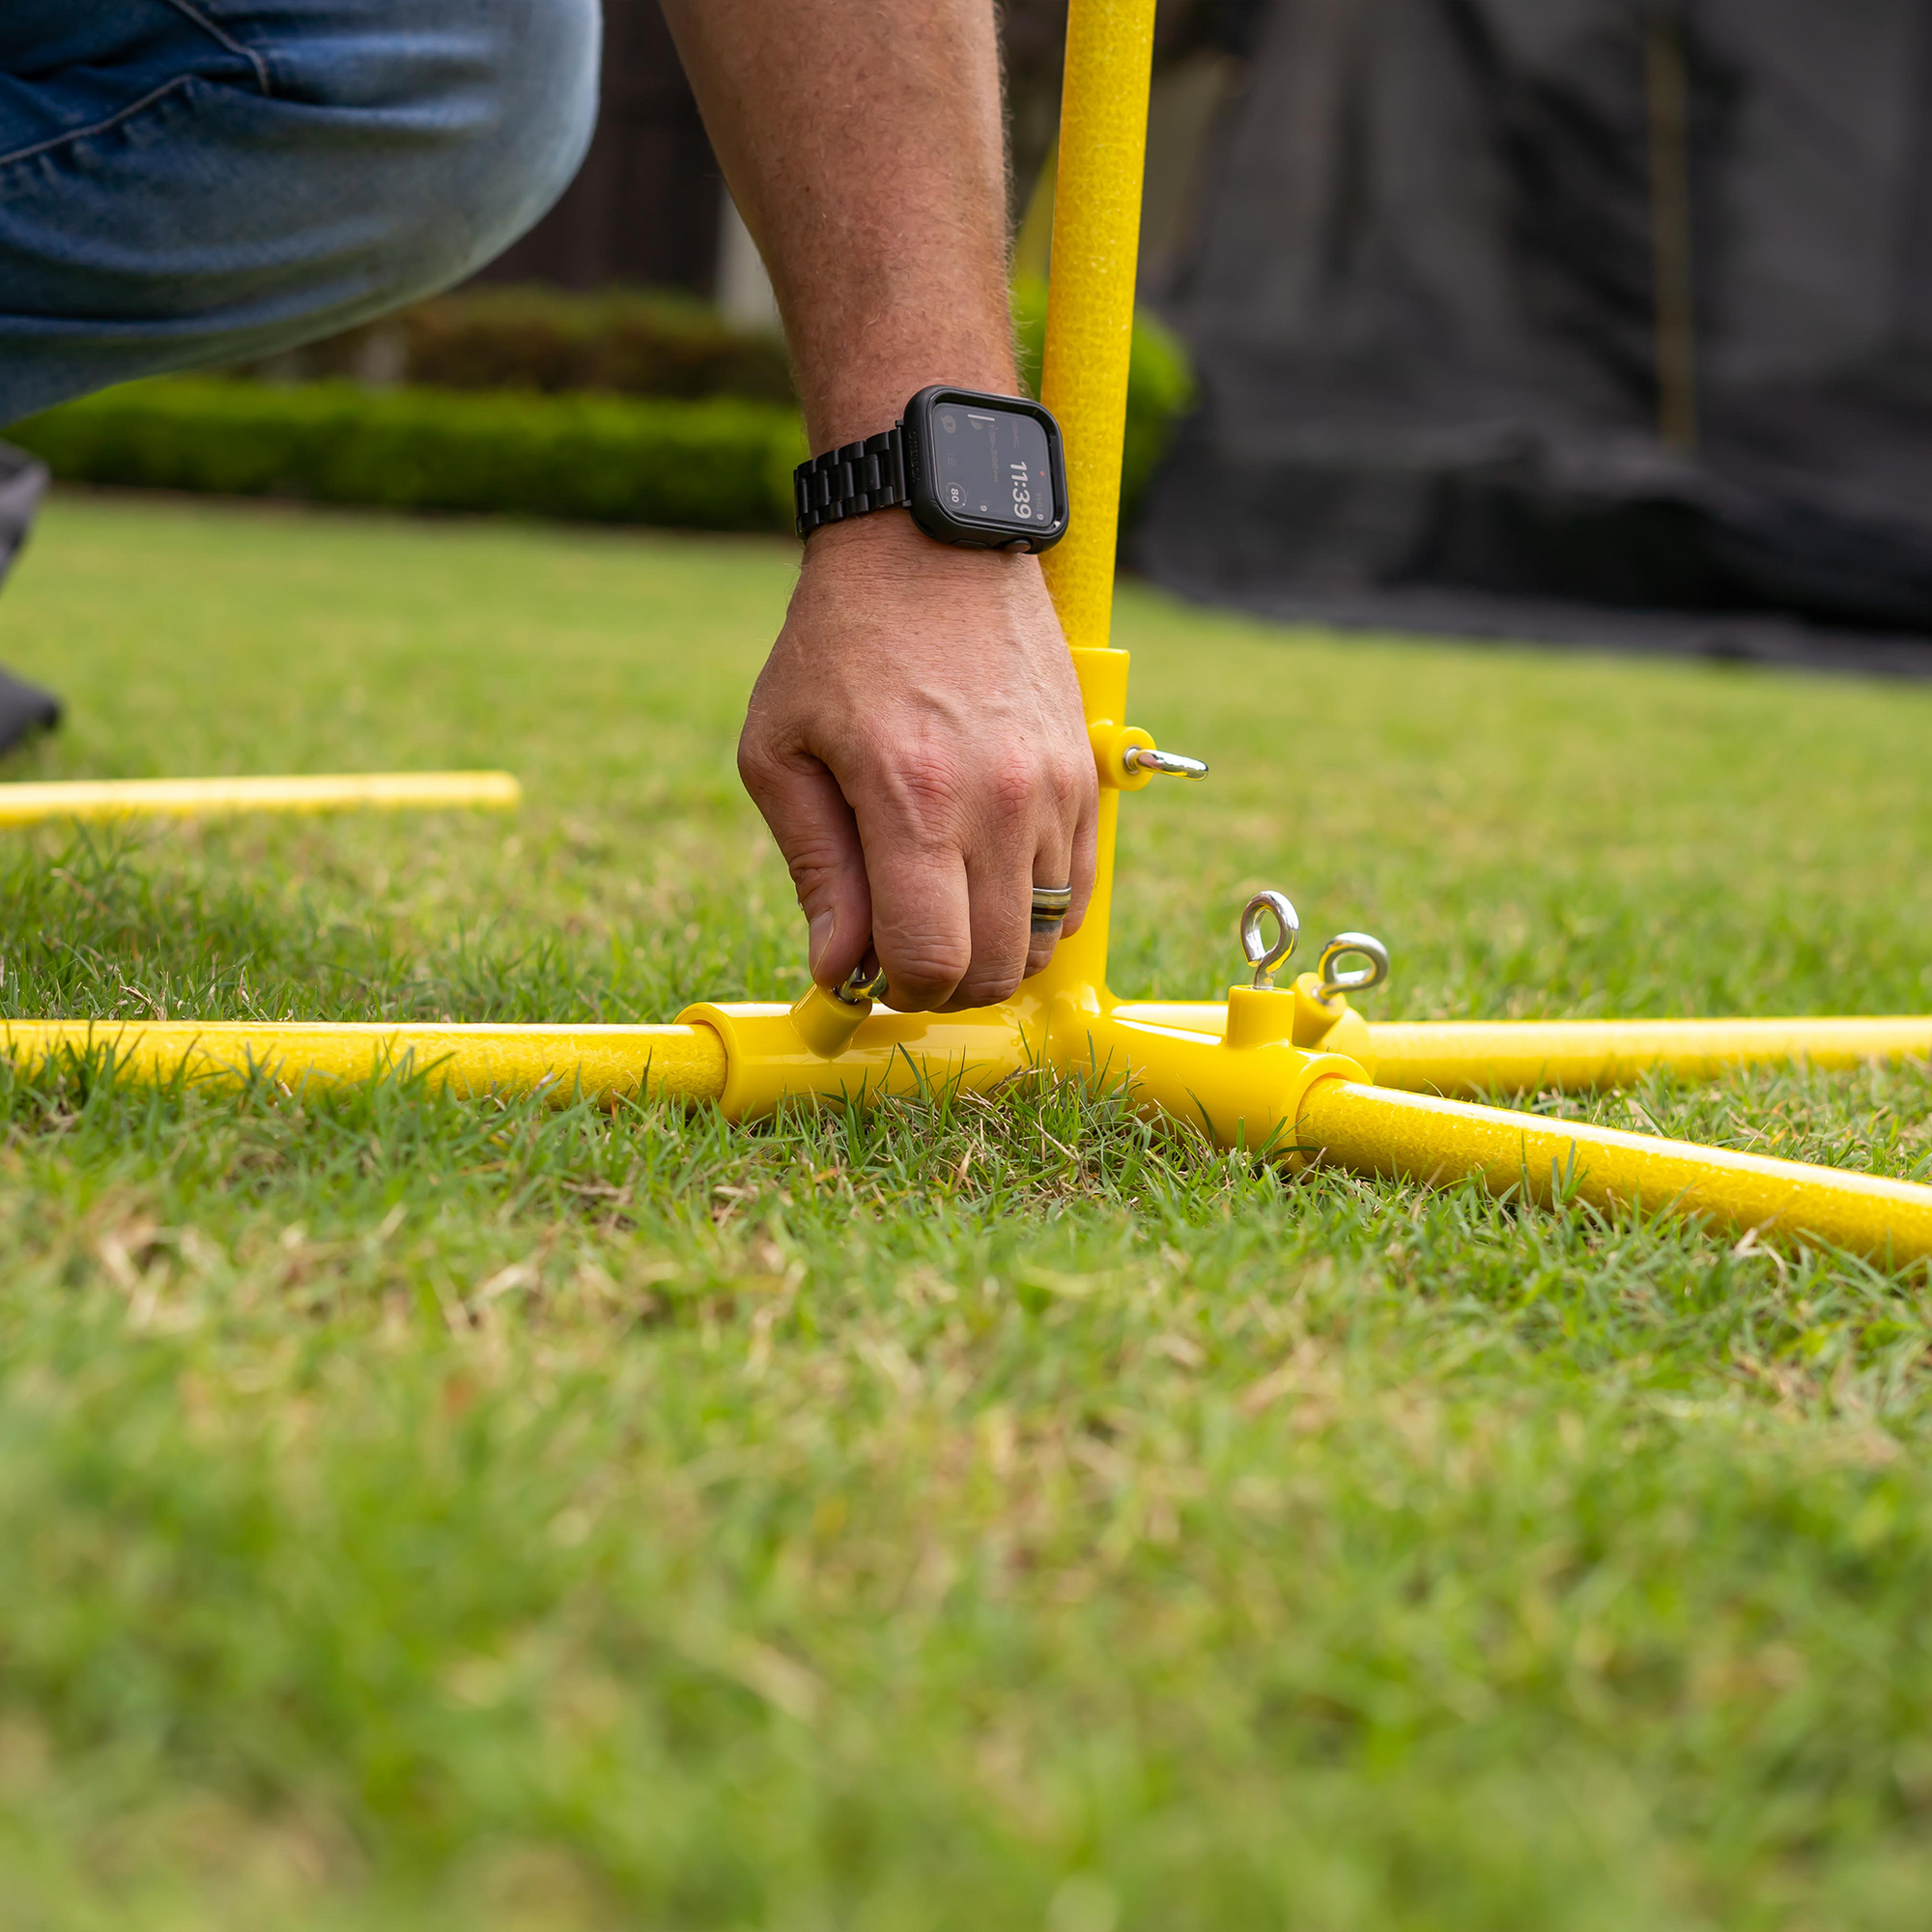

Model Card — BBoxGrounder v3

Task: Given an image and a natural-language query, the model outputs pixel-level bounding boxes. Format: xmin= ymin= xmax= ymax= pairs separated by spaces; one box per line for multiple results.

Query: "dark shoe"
xmin=0 ymin=666 xmax=59 ymax=749
xmin=0 ymin=440 xmax=63 ymax=753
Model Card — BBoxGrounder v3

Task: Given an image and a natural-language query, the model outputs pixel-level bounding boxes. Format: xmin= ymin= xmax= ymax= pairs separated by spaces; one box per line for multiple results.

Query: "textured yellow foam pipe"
xmin=1297 ymin=1079 xmax=1932 ymax=1265
xmin=1113 ymin=1007 xmax=1932 ymax=1093
xmin=0 ymin=772 xmax=521 ymax=825
xmin=1026 ymin=0 xmax=1157 ymax=1008
xmin=1037 ymin=0 xmax=1156 ymax=655
xmin=1368 ymin=1016 xmax=1932 ymax=1094
xmin=0 ymin=1020 xmax=724 ymax=1106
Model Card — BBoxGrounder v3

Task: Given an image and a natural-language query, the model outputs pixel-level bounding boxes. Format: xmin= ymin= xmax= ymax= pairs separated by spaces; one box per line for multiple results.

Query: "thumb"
xmin=738 ymin=744 xmax=872 ymax=988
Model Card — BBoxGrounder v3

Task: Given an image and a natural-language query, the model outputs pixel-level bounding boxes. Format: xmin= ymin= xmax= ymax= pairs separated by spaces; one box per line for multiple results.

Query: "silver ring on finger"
xmin=1031 ymin=883 xmax=1074 ymax=935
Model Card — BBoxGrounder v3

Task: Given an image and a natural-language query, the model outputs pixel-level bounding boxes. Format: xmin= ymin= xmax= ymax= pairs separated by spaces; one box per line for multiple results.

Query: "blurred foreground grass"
xmin=0 ymin=494 xmax=1929 ymax=1930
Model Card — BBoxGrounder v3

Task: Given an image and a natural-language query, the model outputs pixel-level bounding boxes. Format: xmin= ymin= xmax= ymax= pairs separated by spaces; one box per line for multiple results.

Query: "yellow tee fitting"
xmin=1045 ymin=993 xmax=1366 ymax=1157
xmin=1287 ymin=972 xmax=1378 ymax=1074
xmin=1089 ymin=719 xmax=1158 ymax=790
xmin=676 ymin=998 xmax=1032 ymax=1121
xmin=1224 ymin=984 xmax=1297 ymax=1050
xmin=789 ymin=981 xmax=872 ymax=1059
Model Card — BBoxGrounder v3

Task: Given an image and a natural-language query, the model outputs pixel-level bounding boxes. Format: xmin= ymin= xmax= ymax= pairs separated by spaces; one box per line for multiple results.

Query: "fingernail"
xmin=808 ymin=910 xmax=835 ymax=979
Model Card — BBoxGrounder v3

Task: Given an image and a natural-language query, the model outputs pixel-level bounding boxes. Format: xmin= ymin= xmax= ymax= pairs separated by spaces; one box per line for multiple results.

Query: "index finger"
xmin=848 ymin=786 xmax=974 ymax=1009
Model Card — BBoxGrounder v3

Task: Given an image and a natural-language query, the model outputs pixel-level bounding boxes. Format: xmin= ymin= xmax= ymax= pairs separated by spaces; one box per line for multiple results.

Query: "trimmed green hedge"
xmin=10 ymin=380 xmax=808 ymax=532
xmin=242 ymin=285 xmax=798 ymax=405
xmin=11 ymin=295 xmax=1194 ymax=536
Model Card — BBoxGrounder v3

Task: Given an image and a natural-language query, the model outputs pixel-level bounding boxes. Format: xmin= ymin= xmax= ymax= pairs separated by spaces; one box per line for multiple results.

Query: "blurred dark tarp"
xmin=1140 ymin=0 xmax=1932 ymax=670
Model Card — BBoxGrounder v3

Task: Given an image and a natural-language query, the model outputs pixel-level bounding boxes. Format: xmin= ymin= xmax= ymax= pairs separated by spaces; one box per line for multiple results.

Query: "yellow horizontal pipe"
xmin=0 ymin=771 xmax=522 ymax=825
xmin=0 ymin=1020 xmax=724 ymax=1106
xmin=1115 ymin=1006 xmax=1932 ymax=1094
xmin=10 ymin=1007 xmax=1929 ymax=1266
xmin=1368 ymin=1016 xmax=1932 ymax=1094
xmin=1297 ymin=1078 xmax=1932 ymax=1265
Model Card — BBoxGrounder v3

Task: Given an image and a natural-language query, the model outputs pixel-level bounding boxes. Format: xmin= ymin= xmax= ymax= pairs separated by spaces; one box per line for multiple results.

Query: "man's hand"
xmin=661 ymin=0 xmax=1091 ymax=1004
xmin=740 ymin=513 xmax=1096 ymax=1010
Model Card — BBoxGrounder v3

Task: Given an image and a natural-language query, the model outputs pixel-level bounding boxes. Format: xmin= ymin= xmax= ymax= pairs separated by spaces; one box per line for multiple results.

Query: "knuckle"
xmin=884 ymin=745 xmax=966 ymax=826
xmin=838 ymin=738 xmax=967 ymax=849
xmin=782 ymin=849 xmax=850 ymax=903
xmin=881 ymin=938 xmax=971 ymax=1004
xmin=954 ymin=961 xmax=1025 ymax=1007
xmin=1047 ymin=749 xmax=1092 ymax=813
xmin=982 ymin=754 xmax=1036 ymax=821
xmin=736 ymin=734 xmax=786 ymax=795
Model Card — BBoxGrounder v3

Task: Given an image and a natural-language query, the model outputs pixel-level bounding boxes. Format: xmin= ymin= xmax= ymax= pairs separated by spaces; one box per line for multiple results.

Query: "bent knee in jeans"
xmin=0 ymin=0 xmax=602 ymax=424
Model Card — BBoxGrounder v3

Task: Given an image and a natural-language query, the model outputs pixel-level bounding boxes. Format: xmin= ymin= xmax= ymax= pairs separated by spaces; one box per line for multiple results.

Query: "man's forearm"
xmin=661 ymin=0 xmax=1017 ymax=447
xmin=658 ymin=1 xmax=1095 ymax=1014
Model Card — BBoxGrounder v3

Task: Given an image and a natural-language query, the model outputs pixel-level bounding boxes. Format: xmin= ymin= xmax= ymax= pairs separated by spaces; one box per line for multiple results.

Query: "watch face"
xmin=930 ymin=403 xmax=1057 ymax=532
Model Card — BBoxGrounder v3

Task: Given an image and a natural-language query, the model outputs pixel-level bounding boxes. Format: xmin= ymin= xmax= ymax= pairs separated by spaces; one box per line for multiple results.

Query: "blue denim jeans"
xmin=0 ymin=1 xmax=601 ymax=427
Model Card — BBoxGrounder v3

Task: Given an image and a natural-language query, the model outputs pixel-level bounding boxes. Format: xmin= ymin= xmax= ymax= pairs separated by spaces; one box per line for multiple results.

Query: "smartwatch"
xmin=793 ymin=385 xmax=1069 ymax=552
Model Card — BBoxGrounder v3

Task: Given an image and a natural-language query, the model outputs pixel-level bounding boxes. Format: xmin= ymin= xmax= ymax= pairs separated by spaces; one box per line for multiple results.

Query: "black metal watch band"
xmin=793 ymin=427 xmax=907 ymax=540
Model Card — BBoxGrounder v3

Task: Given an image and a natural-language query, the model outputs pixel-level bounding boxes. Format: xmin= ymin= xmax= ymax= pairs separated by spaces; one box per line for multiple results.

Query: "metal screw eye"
xmin=835 ymin=960 xmax=889 ymax=1007
xmin=1239 ymin=891 xmax=1300 ymax=991
xmin=1123 ymin=746 xmax=1209 ymax=781
xmin=1316 ymin=931 xmax=1390 ymax=1002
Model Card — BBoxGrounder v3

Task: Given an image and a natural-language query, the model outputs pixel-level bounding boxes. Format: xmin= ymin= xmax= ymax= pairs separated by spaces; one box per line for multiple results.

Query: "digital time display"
xmin=932 ymin=405 xmax=1056 ymax=529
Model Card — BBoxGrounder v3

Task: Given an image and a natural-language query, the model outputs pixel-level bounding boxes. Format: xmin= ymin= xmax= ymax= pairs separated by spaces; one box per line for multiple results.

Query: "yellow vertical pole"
xmin=1033 ymin=0 xmax=1159 ymax=1003
xmin=1038 ymin=0 xmax=1156 ymax=654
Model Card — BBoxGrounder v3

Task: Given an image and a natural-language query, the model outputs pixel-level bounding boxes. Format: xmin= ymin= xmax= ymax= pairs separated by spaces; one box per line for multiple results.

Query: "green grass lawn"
xmin=1 ymin=492 xmax=1931 ymax=1931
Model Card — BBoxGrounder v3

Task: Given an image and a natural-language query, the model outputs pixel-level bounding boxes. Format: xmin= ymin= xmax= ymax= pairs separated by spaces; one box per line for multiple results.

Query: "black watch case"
xmin=900 ymin=385 xmax=1069 ymax=553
